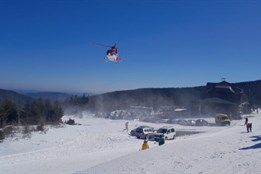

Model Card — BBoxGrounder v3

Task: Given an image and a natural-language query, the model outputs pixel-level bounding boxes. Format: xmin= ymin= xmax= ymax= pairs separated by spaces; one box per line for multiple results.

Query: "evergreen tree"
xmin=0 ymin=102 xmax=8 ymax=128
xmin=20 ymin=101 xmax=33 ymax=125
xmin=0 ymin=100 xmax=18 ymax=127
xmin=52 ymin=101 xmax=63 ymax=123
xmin=31 ymin=99 xmax=45 ymax=124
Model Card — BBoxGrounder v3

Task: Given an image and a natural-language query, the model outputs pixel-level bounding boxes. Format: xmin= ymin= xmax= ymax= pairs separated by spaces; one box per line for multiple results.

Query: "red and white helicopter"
xmin=95 ymin=43 xmax=122 ymax=63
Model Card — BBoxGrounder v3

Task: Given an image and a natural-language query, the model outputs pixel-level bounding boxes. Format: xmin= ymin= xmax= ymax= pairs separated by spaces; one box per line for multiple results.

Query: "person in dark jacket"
xmin=245 ymin=117 xmax=248 ymax=125
xmin=158 ymin=136 xmax=165 ymax=146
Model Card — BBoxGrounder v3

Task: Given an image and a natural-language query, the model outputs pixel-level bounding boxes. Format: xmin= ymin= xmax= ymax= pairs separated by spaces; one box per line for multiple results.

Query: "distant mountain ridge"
xmin=0 ymin=89 xmax=33 ymax=105
xmin=88 ymin=80 xmax=261 ymax=113
xmin=0 ymin=90 xmax=70 ymax=106
xmin=25 ymin=92 xmax=71 ymax=102
xmin=1 ymin=80 xmax=261 ymax=110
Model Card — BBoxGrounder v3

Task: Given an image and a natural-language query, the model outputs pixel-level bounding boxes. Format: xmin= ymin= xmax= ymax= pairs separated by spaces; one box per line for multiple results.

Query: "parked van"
xmin=154 ymin=126 xmax=176 ymax=141
xmin=215 ymin=113 xmax=231 ymax=126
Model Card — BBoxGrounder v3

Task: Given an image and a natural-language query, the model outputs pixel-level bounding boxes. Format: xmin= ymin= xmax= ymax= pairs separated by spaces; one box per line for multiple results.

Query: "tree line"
xmin=66 ymin=94 xmax=89 ymax=106
xmin=0 ymin=98 xmax=63 ymax=128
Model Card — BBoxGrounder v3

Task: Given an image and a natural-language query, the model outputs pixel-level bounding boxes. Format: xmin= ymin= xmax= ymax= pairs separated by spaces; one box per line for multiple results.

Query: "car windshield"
xmin=157 ymin=128 xmax=167 ymax=133
xmin=136 ymin=128 xmax=143 ymax=133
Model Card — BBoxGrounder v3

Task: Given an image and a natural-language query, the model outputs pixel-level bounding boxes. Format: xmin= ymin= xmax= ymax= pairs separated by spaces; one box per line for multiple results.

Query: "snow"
xmin=0 ymin=110 xmax=261 ymax=174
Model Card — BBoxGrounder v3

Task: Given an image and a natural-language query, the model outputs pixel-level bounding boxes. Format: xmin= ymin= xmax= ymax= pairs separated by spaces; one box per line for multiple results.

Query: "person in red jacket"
xmin=247 ymin=123 xmax=252 ymax=133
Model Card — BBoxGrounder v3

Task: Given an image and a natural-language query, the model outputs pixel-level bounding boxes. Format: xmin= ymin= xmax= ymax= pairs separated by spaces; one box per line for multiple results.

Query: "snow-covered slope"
xmin=0 ymin=110 xmax=260 ymax=174
xmin=78 ymin=111 xmax=261 ymax=174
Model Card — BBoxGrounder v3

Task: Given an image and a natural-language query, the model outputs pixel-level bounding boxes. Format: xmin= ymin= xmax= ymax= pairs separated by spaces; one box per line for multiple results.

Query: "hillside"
xmin=1 ymin=80 xmax=261 ymax=112
xmin=0 ymin=89 xmax=71 ymax=104
xmin=0 ymin=110 xmax=260 ymax=174
xmin=87 ymin=80 xmax=261 ymax=113
xmin=25 ymin=92 xmax=70 ymax=102
xmin=88 ymin=87 xmax=205 ymax=112
xmin=0 ymin=89 xmax=33 ymax=105
xmin=235 ymin=80 xmax=261 ymax=106
xmin=78 ymin=111 xmax=261 ymax=174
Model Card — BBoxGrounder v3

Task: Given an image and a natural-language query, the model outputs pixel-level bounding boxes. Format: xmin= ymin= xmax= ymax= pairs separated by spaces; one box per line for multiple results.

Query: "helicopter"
xmin=95 ymin=43 xmax=122 ymax=63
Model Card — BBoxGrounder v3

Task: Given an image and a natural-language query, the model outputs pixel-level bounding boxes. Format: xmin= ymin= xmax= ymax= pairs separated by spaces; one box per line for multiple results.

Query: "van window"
xmin=157 ymin=128 xmax=167 ymax=134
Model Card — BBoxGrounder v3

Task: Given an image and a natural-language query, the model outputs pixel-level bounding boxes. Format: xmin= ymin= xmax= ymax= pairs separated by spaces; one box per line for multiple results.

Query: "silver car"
xmin=130 ymin=125 xmax=148 ymax=136
xmin=136 ymin=126 xmax=156 ymax=139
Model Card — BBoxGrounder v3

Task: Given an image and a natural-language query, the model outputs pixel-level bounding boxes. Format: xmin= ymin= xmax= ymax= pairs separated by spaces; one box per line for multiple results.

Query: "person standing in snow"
xmin=158 ymin=136 xmax=165 ymax=146
xmin=247 ymin=123 xmax=252 ymax=133
xmin=245 ymin=117 xmax=252 ymax=133
xmin=141 ymin=140 xmax=149 ymax=150
xmin=125 ymin=121 xmax=129 ymax=132
xmin=123 ymin=121 xmax=129 ymax=133
xmin=245 ymin=117 xmax=248 ymax=125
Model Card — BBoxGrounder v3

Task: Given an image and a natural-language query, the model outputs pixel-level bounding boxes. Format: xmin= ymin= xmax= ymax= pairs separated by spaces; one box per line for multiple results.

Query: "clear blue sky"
xmin=0 ymin=0 xmax=260 ymax=93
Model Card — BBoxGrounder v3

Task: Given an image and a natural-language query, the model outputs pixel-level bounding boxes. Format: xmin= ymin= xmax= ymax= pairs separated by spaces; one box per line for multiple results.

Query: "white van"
xmin=154 ymin=126 xmax=176 ymax=140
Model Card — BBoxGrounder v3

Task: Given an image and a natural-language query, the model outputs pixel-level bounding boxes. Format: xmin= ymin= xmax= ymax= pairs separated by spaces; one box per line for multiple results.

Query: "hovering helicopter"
xmin=95 ymin=43 xmax=122 ymax=63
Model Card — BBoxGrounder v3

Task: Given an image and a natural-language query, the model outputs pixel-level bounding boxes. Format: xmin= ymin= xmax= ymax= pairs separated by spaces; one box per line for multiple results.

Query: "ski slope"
xmin=0 ymin=110 xmax=260 ymax=174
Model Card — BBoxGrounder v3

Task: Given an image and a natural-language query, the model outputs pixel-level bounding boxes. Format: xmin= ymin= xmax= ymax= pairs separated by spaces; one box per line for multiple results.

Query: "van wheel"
xmin=165 ymin=136 xmax=168 ymax=140
xmin=173 ymin=135 xmax=176 ymax=139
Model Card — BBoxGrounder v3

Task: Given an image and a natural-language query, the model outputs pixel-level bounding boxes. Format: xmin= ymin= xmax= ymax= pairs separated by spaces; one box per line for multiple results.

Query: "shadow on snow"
xmin=240 ymin=136 xmax=261 ymax=150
